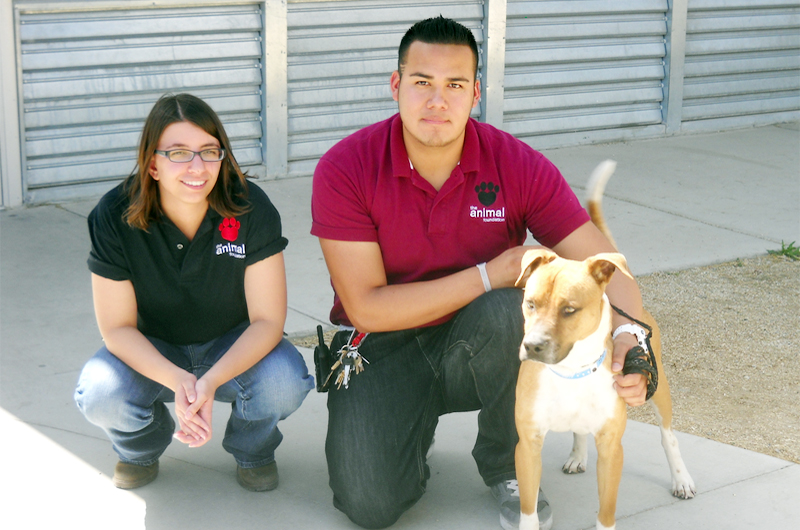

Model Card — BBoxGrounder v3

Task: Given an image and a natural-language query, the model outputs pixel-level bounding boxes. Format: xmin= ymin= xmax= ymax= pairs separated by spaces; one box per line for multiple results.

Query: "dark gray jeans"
xmin=325 ymin=288 xmax=524 ymax=529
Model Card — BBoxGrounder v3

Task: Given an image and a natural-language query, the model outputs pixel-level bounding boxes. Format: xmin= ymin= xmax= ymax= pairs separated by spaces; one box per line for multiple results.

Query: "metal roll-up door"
xmin=504 ymin=0 xmax=669 ymax=149
xmin=18 ymin=4 xmax=265 ymax=203
xmin=286 ymin=0 xmax=485 ymax=178
xmin=681 ymin=0 xmax=800 ymax=131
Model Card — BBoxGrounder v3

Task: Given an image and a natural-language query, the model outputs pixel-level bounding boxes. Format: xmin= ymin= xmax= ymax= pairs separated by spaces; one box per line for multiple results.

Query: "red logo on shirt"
xmin=219 ymin=218 xmax=240 ymax=242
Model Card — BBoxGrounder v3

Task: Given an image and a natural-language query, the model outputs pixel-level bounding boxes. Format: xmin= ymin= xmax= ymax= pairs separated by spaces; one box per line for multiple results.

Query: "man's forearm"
xmin=338 ymin=266 xmax=487 ymax=332
xmin=605 ymin=273 xmax=644 ymax=330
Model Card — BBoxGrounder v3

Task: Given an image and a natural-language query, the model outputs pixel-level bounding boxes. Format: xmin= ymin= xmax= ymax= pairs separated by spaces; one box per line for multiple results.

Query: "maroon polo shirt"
xmin=312 ymin=114 xmax=589 ymax=327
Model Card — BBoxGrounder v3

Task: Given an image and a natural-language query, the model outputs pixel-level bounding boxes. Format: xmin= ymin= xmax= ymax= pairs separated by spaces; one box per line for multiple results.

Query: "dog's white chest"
xmin=529 ymin=364 xmax=619 ymax=434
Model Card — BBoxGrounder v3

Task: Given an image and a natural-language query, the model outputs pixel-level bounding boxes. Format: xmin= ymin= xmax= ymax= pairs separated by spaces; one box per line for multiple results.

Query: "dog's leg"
xmin=594 ymin=412 xmax=625 ymax=530
xmin=516 ymin=433 xmax=545 ymax=530
xmin=649 ymin=390 xmax=696 ymax=499
xmin=563 ymin=432 xmax=588 ymax=474
xmin=646 ymin=314 xmax=696 ymax=499
xmin=515 ymin=362 xmax=550 ymax=530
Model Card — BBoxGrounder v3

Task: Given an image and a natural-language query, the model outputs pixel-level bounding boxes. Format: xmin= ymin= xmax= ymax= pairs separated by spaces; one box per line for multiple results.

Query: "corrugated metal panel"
xmin=286 ymin=0 xmax=485 ymax=177
xmin=504 ymin=0 xmax=669 ymax=149
xmin=18 ymin=4 xmax=265 ymax=203
xmin=682 ymin=0 xmax=800 ymax=130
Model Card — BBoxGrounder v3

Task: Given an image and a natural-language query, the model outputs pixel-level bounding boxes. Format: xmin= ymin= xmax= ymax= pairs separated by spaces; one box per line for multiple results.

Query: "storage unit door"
xmin=286 ymin=0 xmax=485 ymax=178
xmin=681 ymin=0 xmax=800 ymax=131
xmin=18 ymin=4 xmax=265 ymax=203
xmin=504 ymin=0 xmax=669 ymax=150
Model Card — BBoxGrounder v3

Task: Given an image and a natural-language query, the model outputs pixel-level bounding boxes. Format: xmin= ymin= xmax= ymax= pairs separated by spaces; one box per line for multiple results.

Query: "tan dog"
xmin=513 ymin=161 xmax=695 ymax=530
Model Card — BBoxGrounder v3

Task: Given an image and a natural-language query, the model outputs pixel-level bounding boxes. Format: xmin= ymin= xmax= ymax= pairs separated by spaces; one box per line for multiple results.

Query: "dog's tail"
xmin=585 ymin=159 xmax=618 ymax=250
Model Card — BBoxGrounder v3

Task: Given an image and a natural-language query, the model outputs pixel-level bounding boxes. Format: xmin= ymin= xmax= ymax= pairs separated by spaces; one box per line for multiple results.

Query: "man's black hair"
xmin=398 ymin=16 xmax=479 ymax=79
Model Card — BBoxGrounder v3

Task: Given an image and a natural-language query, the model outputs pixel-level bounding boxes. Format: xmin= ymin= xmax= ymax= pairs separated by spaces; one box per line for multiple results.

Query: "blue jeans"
xmin=75 ymin=322 xmax=314 ymax=468
xmin=325 ymin=289 xmax=524 ymax=529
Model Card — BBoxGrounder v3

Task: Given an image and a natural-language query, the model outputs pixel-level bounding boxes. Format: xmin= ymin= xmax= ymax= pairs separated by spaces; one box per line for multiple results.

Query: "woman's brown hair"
xmin=123 ymin=93 xmax=250 ymax=230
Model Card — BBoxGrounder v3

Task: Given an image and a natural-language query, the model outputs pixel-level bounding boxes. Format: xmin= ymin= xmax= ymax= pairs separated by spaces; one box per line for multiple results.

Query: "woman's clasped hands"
xmin=174 ymin=372 xmax=217 ymax=448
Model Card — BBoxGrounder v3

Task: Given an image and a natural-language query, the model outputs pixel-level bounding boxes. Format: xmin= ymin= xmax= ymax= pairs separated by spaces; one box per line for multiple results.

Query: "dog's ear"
xmin=587 ymin=252 xmax=634 ymax=286
xmin=515 ymin=249 xmax=558 ymax=287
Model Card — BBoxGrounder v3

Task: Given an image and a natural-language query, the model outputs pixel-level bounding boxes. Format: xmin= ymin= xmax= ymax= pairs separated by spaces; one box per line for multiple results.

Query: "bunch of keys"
xmin=324 ymin=331 xmax=369 ymax=390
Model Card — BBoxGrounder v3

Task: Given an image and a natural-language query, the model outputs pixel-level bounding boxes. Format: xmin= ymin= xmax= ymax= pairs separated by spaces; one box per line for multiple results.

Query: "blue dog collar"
xmin=548 ymin=349 xmax=607 ymax=380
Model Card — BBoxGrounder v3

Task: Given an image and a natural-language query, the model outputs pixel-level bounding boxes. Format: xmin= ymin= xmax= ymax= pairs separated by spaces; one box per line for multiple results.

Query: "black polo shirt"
xmin=87 ymin=180 xmax=288 ymax=345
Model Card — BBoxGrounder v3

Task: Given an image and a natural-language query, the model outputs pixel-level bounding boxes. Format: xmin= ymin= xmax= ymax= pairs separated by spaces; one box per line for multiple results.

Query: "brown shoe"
xmin=236 ymin=461 xmax=278 ymax=492
xmin=113 ymin=461 xmax=159 ymax=489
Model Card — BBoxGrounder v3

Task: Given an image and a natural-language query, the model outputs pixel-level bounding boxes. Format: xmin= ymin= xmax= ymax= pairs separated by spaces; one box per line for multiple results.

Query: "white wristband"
xmin=612 ymin=323 xmax=649 ymax=353
xmin=476 ymin=262 xmax=492 ymax=292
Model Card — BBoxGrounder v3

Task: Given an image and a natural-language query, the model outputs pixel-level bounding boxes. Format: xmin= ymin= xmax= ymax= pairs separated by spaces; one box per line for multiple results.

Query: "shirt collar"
xmin=390 ymin=114 xmax=412 ymax=178
xmin=390 ymin=114 xmax=480 ymax=178
xmin=156 ymin=204 xmax=216 ymax=239
xmin=460 ymin=118 xmax=480 ymax=173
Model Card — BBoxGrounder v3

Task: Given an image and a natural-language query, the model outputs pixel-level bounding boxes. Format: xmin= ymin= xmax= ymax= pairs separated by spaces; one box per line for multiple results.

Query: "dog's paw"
xmin=563 ymin=434 xmax=588 ymax=474
xmin=672 ymin=478 xmax=697 ymax=499
xmin=562 ymin=456 xmax=587 ymax=474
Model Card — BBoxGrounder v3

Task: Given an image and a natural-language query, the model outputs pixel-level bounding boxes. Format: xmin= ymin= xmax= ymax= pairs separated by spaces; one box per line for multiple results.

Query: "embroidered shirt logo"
xmin=216 ymin=242 xmax=246 ymax=259
xmin=219 ymin=218 xmax=240 ymax=242
xmin=471 ymin=181 xmax=505 ymax=223
xmin=475 ymin=182 xmax=499 ymax=206
xmin=217 ymin=218 xmax=245 ymax=258
xmin=470 ymin=205 xmax=506 ymax=222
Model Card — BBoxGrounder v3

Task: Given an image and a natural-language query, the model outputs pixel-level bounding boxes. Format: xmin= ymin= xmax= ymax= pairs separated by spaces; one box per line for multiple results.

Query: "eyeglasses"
xmin=155 ymin=148 xmax=226 ymax=163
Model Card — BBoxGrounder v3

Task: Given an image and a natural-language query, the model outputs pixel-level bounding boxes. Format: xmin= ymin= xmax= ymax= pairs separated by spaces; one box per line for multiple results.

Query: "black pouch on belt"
xmin=313 ymin=325 xmax=333 ymax=393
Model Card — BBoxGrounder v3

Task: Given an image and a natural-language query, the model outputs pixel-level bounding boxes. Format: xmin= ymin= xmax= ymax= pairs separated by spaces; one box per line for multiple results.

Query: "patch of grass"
xmin=767 ymin=241 xmax=800 ymax=261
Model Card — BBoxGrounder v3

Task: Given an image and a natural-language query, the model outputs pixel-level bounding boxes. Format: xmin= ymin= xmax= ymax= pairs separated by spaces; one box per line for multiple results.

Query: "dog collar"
xmin=548 ymin=349 xmax=606 ymax=380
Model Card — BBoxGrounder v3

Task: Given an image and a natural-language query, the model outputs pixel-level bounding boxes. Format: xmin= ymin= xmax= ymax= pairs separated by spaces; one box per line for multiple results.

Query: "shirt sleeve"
xmin=310 ymin=156 xmax=379 ymax=242
xmin=86 ymin=190 xmax=132 ymax=281
xmin=524 ymin=154 xmax=590 ymax=248
xmin=244 ymin=182 xmax=288 ymax=266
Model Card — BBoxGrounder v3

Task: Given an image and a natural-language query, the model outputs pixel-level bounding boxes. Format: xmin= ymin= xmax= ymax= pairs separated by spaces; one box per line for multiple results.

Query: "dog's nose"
xmin=524 ymin=340 xmax=548 ymax=359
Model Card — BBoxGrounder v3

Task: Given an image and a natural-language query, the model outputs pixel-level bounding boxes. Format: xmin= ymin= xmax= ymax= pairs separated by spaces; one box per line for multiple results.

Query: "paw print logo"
xmin=219 ymin=218 xmax=240 ymax=242
xmin=475 ymin=182 xmax=500 ymax=206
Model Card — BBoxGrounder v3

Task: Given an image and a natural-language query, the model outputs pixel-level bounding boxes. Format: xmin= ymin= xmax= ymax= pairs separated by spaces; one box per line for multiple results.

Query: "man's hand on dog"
xmin=612 ymin=332 xmax=648 ymax=406
xmin=487 ymin=245 xmax=546 ymax=289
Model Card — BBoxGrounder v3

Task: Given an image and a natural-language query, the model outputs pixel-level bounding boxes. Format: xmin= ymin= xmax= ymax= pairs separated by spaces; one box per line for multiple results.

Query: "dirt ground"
xmin=629 ymin=254 xmax=799 ymax=464
xmin=291 ymin=254 xmax=800 ymax=464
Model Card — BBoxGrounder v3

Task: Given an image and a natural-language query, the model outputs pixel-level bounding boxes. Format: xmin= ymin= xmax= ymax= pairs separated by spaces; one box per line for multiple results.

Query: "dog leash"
xmin=611 ymin=305 xmax=659 ymax=401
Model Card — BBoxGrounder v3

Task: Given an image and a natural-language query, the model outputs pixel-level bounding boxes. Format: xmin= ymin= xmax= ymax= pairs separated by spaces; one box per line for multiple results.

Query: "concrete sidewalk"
xmin=1 ymin=122 xmax=798 ymax=529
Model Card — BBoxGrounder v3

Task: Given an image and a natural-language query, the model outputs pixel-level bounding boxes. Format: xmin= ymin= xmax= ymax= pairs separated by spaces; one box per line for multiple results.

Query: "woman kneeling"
xmin=75 ymin=93 xmax=314 ymax=491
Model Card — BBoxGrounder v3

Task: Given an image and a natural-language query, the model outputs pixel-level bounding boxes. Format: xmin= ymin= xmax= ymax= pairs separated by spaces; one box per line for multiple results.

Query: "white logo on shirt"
xmin=470 ymin=205 xmax=506 ymax=223
xmin=215 ymin=242 xmax=246 ymax=259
